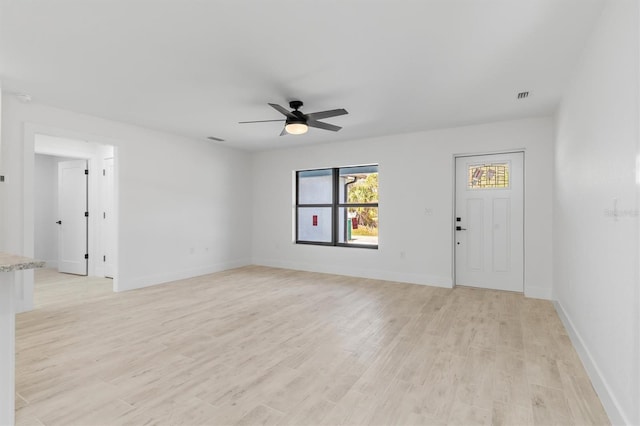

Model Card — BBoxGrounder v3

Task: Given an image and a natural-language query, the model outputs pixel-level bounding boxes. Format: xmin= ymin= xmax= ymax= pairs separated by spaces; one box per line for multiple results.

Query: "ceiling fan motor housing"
xmin=286 ymin=117 xmax=306 ymax=125
xmin=239 ymin=100 xmax=347 ymax=135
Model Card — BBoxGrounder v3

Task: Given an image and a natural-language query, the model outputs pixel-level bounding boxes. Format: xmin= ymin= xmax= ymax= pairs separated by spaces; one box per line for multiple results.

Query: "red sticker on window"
xmin=312 ymin=215 xmax=318 ymax=226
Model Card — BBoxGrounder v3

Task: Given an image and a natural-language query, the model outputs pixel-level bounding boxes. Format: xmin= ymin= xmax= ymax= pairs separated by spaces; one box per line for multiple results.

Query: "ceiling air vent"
xmin=207 ymin=136 xmax=225 ymax=142
xmin=517 ymin=91 xmax=529 ymax=99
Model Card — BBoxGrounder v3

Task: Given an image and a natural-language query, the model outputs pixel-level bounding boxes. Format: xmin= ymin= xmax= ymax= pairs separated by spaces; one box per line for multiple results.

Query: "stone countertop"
xmin=0 ymin=253 xmax=45 ymax=273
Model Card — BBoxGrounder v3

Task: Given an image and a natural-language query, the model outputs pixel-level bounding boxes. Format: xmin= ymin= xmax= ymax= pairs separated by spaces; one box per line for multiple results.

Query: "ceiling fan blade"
xmin=305 ymin=108 xmax=348 ymax=121
xmin=238 ymin=119 xmax=286 ymax=124
xmin=307 ymin=120 xmax=342 ymax=132
xmin=268 ymin=103 xmax=296 ymax=118
xmin=279 ymin=127 xmax=288 ymax=136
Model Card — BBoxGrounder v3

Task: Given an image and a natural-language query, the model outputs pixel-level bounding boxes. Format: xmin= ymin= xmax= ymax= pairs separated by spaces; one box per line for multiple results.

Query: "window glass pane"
xmin=298 ymin=169 xmax=333 ymax=204
xmin=468 ymin=163 xmax=510 ymax=189
xmin=339 ymin=165 xmax=378 ymax=204
xmin=338 ymin=207 xmax=378 ymax=245
xmin=297 ymin=207 xmax=332 ymax=243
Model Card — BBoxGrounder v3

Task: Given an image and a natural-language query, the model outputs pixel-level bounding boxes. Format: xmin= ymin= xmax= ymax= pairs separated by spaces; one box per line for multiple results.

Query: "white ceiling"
xmin=1 ymin=1 xmax=604 ymax=151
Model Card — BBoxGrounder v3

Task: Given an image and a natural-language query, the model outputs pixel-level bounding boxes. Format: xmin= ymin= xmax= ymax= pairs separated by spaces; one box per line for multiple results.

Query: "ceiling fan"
xmin=239 ymin=100 xmax=348 ymax=136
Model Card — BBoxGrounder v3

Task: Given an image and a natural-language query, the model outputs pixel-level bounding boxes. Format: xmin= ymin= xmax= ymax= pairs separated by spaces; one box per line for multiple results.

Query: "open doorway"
xmin=33 ymin=134 xmax=117 ymax=285
xmin=18 ymin=125 xmax=120 ymax=313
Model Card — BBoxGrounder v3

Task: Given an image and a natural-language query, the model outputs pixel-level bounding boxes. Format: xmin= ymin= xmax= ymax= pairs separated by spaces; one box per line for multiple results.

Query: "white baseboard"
xmin=524 ymin=284 xmax=553 ymax=300
xmin=554 ymin=301 xmax=629 ymax=426
xmin=118 ymin=259 xmax=251 ymax=292
xmin=251 ymin=258 xmax=453 ymax=289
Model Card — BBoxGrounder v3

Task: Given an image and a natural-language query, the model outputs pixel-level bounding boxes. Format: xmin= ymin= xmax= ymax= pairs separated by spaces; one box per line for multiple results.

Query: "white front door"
xmin=57 ymin=159 xmax=88 ymax=275
xmin=455 ymin=152 xmax=524 ymax=292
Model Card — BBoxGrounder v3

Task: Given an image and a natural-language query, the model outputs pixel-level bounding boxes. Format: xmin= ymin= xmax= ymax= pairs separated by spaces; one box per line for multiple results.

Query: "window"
xmin=468 ymin=163 xmax=510 ymax=189
xmin=296 ymin=165 xmax=378 ymax=248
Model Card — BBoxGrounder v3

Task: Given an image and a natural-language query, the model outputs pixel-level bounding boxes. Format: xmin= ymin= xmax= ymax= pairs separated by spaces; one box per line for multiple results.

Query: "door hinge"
xmin=85 ymin=211 xmax=89 ymax=217
xmin=103 ymin=212 xmax=106 ymax=219
xmin=84 ymin=254 xmax=89 ymax=260
xmin=103 ymin=169 xmax=106 ymax=176
xmin=84 ymin=169 xmax=89 ymax=175
xmin=103 ymin=255 xmax=106 ymax=262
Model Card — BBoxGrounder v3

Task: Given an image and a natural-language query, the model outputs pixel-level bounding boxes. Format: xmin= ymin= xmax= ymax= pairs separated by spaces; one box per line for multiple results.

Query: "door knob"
xmin=56 ymin=220 xmax=62 ymax=225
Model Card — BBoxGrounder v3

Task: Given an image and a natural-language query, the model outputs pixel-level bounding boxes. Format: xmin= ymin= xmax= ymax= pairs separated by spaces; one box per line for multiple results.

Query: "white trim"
xmin=252 ymin=257 xmax=453 ymax=288
xmin=523 ymin=285 xmax=552 ymax=300
xmin=121 ymin=259 xmax=252 ymax=292
xmin=554 ymin=300 xmax=628 ymax=426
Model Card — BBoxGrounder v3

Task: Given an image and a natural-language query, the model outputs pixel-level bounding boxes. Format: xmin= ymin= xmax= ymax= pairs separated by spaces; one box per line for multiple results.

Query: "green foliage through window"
xmin=347 ymin=173 xmax=378 ymax=233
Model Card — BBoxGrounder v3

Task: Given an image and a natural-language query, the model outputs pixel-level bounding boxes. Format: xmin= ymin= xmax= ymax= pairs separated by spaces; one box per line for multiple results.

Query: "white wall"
xmin=554 ymin=1 xmax=639 ymax=424
xmin=0 ymin=94 xmax=253 ymax=311
xmin=252 ymin=117 xmax=554 ymax=298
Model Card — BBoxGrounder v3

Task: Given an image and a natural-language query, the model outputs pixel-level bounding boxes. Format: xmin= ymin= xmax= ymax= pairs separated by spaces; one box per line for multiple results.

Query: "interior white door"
xmin=103 ymin=158 xmax=115 ymax=278
xmin=57 ymin=159 xmax=88 ymax=275
xmin=455 ymin=152 xmax=523 ymax=292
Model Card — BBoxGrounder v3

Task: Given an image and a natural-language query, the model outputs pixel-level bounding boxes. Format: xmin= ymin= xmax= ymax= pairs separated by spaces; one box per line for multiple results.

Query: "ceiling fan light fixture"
xmin=239 ymin=101 xmax=348 ymax=136
xmin=285 ymin=122 xmax=308 ymax=135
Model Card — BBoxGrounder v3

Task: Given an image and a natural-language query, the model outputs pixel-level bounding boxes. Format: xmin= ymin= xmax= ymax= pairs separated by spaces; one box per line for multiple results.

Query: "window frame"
xmin=295 ymin=165 xmax=379 ymax=249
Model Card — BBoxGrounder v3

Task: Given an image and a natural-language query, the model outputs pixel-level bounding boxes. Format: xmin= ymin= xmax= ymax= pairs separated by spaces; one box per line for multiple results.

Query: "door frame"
xmin=102 ymin=157 xmax=115 ymax=278
xmin=20 ymin=122 xmax=120 ymax=312
xmin=452 ymin=149 xmax=526 ymax=291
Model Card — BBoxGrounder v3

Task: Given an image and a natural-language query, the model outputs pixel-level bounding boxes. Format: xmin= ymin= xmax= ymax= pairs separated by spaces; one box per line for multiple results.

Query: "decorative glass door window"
xmin=468 ymin=163 xmax=510 ymax=189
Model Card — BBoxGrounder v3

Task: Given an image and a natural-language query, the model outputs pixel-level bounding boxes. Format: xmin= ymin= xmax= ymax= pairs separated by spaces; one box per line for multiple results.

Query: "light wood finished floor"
xmin=15 ymin=267 xmax=609 ymax=426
